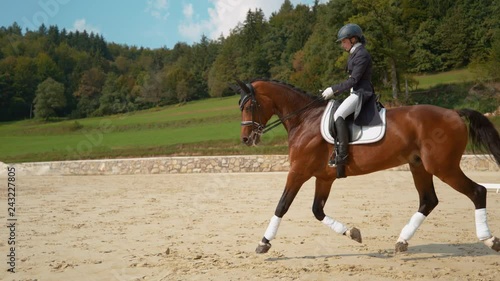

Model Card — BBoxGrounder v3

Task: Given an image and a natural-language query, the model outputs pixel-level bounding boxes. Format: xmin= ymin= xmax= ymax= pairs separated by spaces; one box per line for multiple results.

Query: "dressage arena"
xmin=1 ymin=171 xmax=499 ymax=280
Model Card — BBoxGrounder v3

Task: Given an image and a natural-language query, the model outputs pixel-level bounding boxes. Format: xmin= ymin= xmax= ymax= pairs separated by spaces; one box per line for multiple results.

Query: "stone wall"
xmin=1 ymin=155 xmax=498 ymax=176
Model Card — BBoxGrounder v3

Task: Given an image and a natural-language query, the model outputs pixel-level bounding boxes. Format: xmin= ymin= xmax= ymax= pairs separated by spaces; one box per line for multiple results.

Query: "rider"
xmin=321 ymin=23 xmax=374 ymax=167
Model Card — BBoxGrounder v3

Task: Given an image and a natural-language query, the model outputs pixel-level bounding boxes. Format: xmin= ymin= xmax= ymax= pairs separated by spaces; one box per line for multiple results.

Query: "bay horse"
xmin=235 ymin=78 xmax=500 ymax=254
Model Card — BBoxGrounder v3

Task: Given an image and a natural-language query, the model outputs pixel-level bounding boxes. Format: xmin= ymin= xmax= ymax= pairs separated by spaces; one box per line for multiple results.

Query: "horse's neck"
xmin=270 ymin=87 xmax=309 ymax=116
xmin=268 ymin=87 xmax=316 ymax=131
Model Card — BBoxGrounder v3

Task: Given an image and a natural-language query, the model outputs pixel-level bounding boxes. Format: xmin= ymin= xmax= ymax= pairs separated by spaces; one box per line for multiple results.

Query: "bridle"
xmin=239 ymin=83 xmax=265 ymax=137
xmin=238 ymin=82 xmax=321 ymax=136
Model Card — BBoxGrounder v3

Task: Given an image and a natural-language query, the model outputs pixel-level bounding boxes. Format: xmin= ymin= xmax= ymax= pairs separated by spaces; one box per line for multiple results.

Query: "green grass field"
xmin=413 ymin=69 xmax=475 ymax=89
xmin=1 ymin=69 xmax=498 ymax=163
xmin=0 ymin=95 xmax=289 ymax=163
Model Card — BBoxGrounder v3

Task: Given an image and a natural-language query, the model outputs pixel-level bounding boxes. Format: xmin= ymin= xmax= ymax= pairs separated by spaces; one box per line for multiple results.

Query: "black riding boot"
xmin=333 ymin=117 xmax=349 ymax=167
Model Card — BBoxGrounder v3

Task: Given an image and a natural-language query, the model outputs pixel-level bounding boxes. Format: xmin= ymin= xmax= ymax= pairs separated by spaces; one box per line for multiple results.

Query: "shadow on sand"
xmin=265 ymin=242 xmax=498 ymax=262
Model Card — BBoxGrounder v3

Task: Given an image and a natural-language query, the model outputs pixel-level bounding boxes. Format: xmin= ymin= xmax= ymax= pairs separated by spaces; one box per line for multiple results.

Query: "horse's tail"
xmin=457 ymin=108 xmax=500 ymax=165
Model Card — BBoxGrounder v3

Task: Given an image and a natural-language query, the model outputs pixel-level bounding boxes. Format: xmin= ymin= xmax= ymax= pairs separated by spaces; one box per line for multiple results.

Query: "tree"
xmin=140 ymin=70 xmax=167 ymax=106
xmin=486 ymin=30 xmax=500 ymax=81
xmin=33 ymin=77 xmax=66 ymax=120
xmin=351 ymin=0 xmax=409 ymax=99
xmin=0 ymin=73 xmax=15 ymax=120
xmin=434 ymin=5 xmax=468 ymax=69
xmin=96 ymin=73 xmax=136 ymax=116
xmin=73 ymin=67 xmax=106 ymax=117
xmin=164 ymin=60 xmax=195 ymax=104
xmin=176 ymin=79 xmax=190 ymax=104
xmin=470 ymin=29 xmax=500 ymax=82
xmin=408 ymin=19 xmax=443 ymax=72
xmin=208 ymin=36 xmax=240 ymax=97
xmin=35 ymin=52 xmax=63 ymax=82
xmin=13 ymin=56 xmax=39 ymax=117
xmin=0 ymin=56 xmax=19 ymax=121
xmin=292 ymin=0 xmax=353 ymax=92
xmin=190 ymin=35 xmax=220 ymax=100
xmin=237 ymin=9 xmax=270 ymax=78
xmin=265 ymin=2 xmax=315 ymax=80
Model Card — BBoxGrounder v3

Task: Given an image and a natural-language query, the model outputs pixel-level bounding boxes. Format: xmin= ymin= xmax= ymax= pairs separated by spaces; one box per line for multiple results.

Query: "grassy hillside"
xmin=1 ymin=70 xmax=499 ymax=163
xmin=413 ymin=69 xmax=476 ymax=90
xmin=0 ymin=96 xmax=289 ymax=163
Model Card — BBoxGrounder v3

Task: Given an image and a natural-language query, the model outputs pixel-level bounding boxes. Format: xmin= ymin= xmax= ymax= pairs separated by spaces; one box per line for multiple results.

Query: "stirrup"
xmin=328 ymin=155 xmax=348 ymax=168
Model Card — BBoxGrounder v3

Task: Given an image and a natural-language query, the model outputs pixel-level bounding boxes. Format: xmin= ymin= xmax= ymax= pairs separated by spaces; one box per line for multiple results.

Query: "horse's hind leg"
xmin=312 ymin=178 xmax=362 ymax=243
xmin=436 ymin=167 xmax=500 ymax=252
xmin=396 ymin=163 xmax=439 ymax=252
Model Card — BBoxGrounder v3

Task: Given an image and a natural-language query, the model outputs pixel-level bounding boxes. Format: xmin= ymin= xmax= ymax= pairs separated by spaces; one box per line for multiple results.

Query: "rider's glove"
xmin=321 ymin=87 xmax=339 ymax=100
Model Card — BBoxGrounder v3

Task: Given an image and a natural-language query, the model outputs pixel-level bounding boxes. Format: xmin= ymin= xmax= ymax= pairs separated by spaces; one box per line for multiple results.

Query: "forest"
xmin=0 ymin=0 xmax=499 ymax=121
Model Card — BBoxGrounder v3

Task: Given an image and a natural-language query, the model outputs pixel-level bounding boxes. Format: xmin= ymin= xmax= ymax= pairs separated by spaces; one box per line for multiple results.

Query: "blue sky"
xmin=0 ymin=0 xmax=322 ymax=49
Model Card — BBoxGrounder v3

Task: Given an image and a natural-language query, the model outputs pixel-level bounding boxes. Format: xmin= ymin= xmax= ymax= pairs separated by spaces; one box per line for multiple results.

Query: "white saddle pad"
xmin=320 ymin=100 xmax=387 ymax=145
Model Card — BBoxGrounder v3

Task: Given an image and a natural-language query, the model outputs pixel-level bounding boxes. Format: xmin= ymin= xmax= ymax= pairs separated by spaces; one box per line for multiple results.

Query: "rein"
xmin=239 ymin=83 xmax=321 ymax=135
xmin=262 ymin=98 xmax=320 ymax=133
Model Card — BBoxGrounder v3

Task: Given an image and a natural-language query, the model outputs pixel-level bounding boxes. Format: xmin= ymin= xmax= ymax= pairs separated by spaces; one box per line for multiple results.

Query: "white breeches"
xmin=333 ymin=93 xmax=359 ymax=121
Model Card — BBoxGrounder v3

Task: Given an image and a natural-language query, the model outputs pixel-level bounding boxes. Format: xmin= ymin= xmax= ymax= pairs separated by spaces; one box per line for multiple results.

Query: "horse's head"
xmin=235 ymin=80 xmax=273 ymax=146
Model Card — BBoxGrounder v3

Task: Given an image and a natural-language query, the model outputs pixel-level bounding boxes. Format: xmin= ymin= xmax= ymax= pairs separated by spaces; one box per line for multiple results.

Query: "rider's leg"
xmin=332 ymin=94 xmax=359 ymax=166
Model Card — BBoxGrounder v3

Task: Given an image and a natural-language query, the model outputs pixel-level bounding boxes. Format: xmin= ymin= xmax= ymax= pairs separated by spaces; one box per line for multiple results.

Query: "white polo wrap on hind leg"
xmin=264 ymin=215 xmax=282 ymax=241
xmin=475 ymin=208 xmax=492 ymax=241
xmin=398 ymin=212 xmax=426 ymax=243
xmin=322 ymin=216 xmax=348 ymax=234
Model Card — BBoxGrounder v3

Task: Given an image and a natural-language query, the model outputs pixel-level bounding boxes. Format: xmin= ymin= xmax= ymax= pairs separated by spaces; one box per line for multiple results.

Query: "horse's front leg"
xmin=255 ymin=171 xmax=310 ymax=254
xmin=395 ymin=164 xmax=437 ymax=252
xmin=313 ymin=177 xmax=362 ymax=243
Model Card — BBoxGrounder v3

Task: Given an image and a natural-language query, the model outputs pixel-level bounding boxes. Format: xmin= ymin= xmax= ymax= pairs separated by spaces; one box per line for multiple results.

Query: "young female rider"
xmin=321 ymin=23 xmax=374 ymax=167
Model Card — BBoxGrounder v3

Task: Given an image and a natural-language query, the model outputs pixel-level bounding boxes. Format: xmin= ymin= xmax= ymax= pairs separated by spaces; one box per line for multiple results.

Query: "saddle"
xmin=320 ymin=99 xmax=386 ymax=145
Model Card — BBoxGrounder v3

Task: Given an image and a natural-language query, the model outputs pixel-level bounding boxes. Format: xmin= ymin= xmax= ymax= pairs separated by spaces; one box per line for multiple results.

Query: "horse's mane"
xmin=250 ymin=78 xmax=322 ymax=101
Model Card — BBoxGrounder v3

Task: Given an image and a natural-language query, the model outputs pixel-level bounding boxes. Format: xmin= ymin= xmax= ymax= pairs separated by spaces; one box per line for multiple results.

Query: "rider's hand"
xmin=321 ymin=87 xmax=336 ymax=100
xmin=321 ymin=85 xmax=340 ymax=100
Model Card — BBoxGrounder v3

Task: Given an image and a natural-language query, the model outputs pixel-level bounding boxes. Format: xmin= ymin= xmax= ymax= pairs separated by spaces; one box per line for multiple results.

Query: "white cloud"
xmin=183 ymin=3 xmax=194 ymax=19
xmin=72 ymin=19 xmax=100 ymax=34
xmin=178 ymin=0 xmax=316 ymax=42
xmin=206 ymin=0 xmax=279 ymax=39
xmin=146 ymin=0 xmax=170 ymax=20
xmin=178 ymin=22 xmax=207 ymax=42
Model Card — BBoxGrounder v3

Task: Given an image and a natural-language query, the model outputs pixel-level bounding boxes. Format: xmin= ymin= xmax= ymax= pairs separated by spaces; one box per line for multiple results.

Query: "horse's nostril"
xmin=242 ymin=137 xmax=249 ymax=143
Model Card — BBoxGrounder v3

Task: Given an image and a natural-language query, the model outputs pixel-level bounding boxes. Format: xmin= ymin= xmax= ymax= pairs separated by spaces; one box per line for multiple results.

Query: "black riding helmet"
xmin=336 ymin=23 xmax=365 ymax=44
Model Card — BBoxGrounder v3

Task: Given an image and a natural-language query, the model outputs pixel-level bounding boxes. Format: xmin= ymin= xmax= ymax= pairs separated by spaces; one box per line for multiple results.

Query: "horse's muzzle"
xmin=242 ymin=133 xmax=260 ymax=146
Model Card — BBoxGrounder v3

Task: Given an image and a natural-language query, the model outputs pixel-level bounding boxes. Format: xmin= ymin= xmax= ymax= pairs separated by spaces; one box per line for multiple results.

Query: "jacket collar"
xmin=350 ymin=43 xmax=363 ymax=54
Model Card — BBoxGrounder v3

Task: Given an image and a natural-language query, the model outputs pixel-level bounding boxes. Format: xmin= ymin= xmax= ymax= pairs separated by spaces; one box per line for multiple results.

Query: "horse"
xmin=235 ymin=78 xmax=500 ymax=254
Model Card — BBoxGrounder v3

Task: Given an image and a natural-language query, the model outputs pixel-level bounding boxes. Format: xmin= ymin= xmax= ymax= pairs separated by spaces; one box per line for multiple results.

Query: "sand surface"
xmin=0 ymin=171 xmax=499 ymax=281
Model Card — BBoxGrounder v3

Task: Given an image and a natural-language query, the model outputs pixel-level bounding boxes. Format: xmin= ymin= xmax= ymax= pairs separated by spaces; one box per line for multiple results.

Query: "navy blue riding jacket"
xmin=331 ymin=44 xmax=381 ymax=126
xmin=331 ymin=44 xmax=373 ymax=96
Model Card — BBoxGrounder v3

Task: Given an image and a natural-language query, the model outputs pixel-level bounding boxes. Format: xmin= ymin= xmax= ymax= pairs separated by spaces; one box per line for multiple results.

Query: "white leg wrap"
xmin=398 ymin=212 xmax=426 ymax=243
xmin=475 ymin=208 xmax=492 ymax=241
xmin=264 ymin=215 xmax=282 ymax=241
xmin=322 ymin=216 xmax=348 ymax=234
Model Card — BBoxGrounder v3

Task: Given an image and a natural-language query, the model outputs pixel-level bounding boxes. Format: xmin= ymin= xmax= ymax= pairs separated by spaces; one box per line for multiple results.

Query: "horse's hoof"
xmin=484 ymin=236 xmax=500 ymax=252
xmin=346 ymin=227 xmax=362 ymax=243
xmin=255 ymin=241 xmax=271 ymax=254
xmin=395 ymin=241 xmax=408 ymax=253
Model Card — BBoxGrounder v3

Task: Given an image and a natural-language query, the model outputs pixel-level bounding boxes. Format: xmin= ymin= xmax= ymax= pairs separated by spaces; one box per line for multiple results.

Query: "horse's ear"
xmin=228 ymin=83 xmax=240 ymax=94
xmin=235 ymin=79 xmax=250 ymax=94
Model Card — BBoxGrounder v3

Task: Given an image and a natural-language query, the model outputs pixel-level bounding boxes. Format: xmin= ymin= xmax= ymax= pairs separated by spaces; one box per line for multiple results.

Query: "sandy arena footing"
xmin=0 ymin=171 xmax=499 ymax=280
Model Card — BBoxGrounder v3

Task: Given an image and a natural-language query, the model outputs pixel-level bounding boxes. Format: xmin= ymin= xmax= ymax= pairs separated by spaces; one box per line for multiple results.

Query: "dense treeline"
xmin=0 ymin=0 xmax=499 ymax=121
